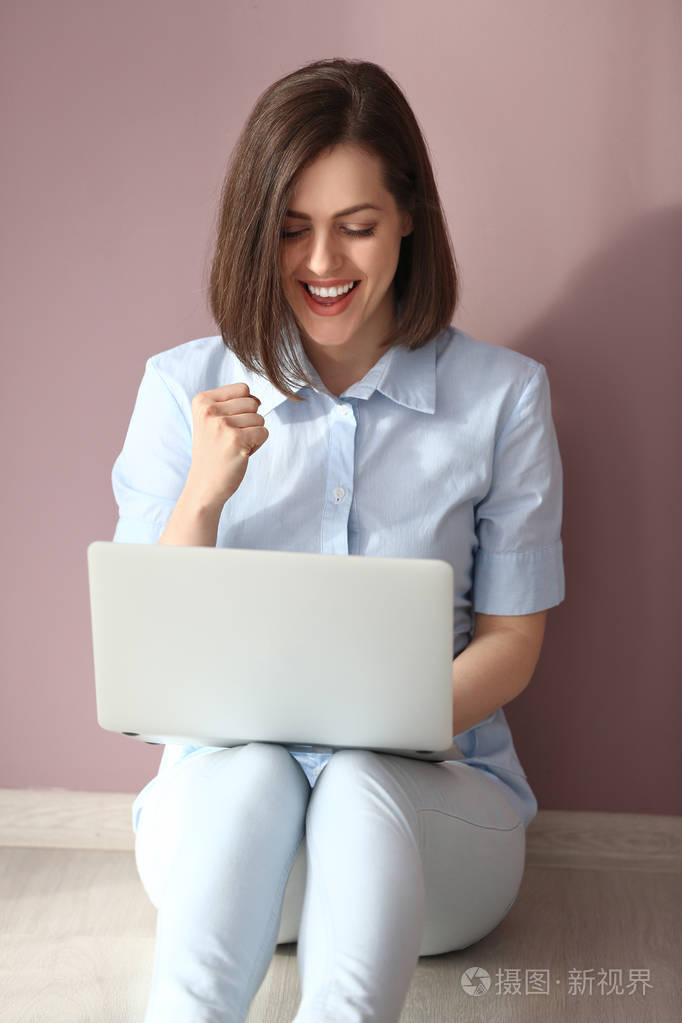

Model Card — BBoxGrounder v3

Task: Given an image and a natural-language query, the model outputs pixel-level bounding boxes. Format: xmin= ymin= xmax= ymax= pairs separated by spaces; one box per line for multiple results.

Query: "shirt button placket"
xmin=321 ymin=400 xmax=357 ymax=555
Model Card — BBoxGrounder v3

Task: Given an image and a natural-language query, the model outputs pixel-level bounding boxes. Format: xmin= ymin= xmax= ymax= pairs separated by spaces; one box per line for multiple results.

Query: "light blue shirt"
xmin=112 ymin=326 xmax=565 ymax=831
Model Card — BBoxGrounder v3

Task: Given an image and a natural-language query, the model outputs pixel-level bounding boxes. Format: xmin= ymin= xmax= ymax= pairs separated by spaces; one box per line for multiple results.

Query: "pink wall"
xmin=2 ymin=0 xmax=680 ymax=815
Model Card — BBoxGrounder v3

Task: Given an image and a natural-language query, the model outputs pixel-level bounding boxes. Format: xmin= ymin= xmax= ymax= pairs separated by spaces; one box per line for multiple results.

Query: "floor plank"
xmin=1 ymin=845 xmax=679 ymax=1022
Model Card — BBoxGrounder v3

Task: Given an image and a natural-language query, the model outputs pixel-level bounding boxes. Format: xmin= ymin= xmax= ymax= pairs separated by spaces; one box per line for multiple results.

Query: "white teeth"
xmin=306 ymin=281 xmax=356 ymax=298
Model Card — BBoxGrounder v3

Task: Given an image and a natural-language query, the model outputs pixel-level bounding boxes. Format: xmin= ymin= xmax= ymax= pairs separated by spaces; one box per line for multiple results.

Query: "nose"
xmin=305 ymin=228 xmax=343 ymax=278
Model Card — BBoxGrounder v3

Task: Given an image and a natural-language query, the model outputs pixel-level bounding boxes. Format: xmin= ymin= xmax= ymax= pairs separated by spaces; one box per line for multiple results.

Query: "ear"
xmin=400 ymin=210 xmax=414 ymax=237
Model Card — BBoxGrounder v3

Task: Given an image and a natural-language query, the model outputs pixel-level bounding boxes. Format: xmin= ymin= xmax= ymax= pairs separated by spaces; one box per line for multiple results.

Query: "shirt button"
xmin=333 ymin=487 xmax=345 ymax=502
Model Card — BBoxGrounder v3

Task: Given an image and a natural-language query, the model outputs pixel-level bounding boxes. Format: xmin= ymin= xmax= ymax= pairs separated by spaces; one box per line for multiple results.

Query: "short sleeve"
xmin=472 ymin=363 xmax=565 ymax=614
xmin=111 ymin=358 xmax=192 ymax=544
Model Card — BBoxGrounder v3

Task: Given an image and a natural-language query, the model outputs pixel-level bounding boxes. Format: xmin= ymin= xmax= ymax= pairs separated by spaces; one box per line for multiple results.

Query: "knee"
xmin=240 ymin=740 xmax=308 ymax=776
xmin=173 ymin=743 xmax=310 ymax=813
xmin=229 ymin=742 xmax=311 ymax=801
xmin=307 ymin=748 xmax=408 ymax=830
xmin=313 ymin=747 xmax=380 ymax=794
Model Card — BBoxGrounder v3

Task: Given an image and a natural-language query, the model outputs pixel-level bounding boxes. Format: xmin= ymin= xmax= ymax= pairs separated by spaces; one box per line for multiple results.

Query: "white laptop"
xmin=86 ymin=542 xmax=463 ymax=762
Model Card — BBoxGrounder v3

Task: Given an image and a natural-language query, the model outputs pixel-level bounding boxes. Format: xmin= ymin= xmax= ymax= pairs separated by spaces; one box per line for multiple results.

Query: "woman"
xmin=112 ymin=58 xmax=565 ymax=1023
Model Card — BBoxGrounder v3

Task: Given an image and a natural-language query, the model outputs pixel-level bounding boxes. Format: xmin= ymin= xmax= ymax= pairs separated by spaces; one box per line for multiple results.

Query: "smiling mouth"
xmin=301 ymin=280 xmax=360 ymax=301
xmin=297 ymin=279 xmax=362 ymax=315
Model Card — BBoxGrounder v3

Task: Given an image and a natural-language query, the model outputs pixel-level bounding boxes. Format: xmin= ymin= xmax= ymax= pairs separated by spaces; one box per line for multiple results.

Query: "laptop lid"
xmin=87 ymin=542 xmax=462 ymax=760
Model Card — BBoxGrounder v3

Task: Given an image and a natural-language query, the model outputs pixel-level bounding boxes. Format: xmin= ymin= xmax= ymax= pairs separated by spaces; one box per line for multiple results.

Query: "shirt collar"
xmin=374 ymin=335 xmax=438 ymax=414
xmin=245 ymin=328 xmax=440 ymax=417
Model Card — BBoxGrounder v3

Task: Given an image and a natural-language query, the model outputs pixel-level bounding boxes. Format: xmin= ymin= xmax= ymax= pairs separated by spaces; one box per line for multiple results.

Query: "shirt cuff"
xmin=472 ymin=540 xmax=565 ymax=614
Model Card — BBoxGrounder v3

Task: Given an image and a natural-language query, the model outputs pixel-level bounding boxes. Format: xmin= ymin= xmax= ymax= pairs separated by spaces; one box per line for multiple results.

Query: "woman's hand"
xmin=183 ymin=383 xmax=269 ymax=511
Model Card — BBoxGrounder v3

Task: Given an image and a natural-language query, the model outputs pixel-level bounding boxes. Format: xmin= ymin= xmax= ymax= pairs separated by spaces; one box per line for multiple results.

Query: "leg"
xmin=134 ymin=742 xmax=311 ymax=1023
xmin=293 ymin=750 xmax=525 ymax=1023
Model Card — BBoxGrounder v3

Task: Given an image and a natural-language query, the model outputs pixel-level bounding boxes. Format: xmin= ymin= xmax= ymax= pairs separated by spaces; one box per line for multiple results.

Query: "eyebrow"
xmin=284 ymin=204 xmax=383 ymax=220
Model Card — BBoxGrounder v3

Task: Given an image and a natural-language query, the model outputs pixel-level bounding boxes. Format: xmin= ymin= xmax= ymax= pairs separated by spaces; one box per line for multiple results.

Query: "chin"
xmin=295 ymin=311 xmax=352 ymax=338
xmin=304 ymin=325 xmax=357 ymax=347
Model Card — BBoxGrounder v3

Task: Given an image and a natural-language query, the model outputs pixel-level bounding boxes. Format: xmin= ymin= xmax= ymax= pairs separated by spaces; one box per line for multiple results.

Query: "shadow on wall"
xmin=504 ymin=205 xmax=682 ymax=816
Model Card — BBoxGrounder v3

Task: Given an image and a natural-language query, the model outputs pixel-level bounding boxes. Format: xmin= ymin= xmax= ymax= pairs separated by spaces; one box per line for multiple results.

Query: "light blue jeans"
xmin=134 ymin=742 xmax=525 ymax=1022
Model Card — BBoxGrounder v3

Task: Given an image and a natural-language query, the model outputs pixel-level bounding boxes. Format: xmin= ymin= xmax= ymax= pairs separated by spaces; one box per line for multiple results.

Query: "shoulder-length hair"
xmin=209 ymin=58 xmax=459 ymax=401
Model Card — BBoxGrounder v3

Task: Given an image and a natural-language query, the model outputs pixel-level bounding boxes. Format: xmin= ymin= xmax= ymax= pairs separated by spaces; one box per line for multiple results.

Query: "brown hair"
xmin=209 ymin=58 xmax=459 ymax=401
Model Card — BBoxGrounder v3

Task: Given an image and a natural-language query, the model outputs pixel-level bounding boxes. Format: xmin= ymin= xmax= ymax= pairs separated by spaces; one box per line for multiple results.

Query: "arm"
xmin=451 ymin=610 xmax=547 ymax=735
xmin=158 ymin=489 xmax=223 ymax=547
xmin=157 ymin=383 xmax=267 ymax=547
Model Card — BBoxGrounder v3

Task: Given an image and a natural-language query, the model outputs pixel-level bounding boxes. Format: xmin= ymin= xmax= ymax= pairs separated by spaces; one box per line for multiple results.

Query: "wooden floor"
xmin=1 ymin=789 xmax=680 ymax=1022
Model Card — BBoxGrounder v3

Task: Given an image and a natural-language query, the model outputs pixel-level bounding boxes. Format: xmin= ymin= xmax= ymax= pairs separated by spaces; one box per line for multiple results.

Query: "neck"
xmin=299 ymin=290 xmax=397 ymax=395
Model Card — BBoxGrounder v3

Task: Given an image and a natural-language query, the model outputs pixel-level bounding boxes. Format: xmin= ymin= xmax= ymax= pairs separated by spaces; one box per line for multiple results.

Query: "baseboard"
xmin=524 ymin=808 xmax=682 ymax=873
xmin=0 ymin=788 xmax=680 ymax=872
xmin=0 ymin=789 xmax=135 ymax=851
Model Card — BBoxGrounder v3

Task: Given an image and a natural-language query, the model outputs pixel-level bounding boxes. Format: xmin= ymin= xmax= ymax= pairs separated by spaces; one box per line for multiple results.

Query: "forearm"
xmin=451 ymin=614 xmax=546 ymax=735
xmin=158 ymin=488 xmax=223 ymax=547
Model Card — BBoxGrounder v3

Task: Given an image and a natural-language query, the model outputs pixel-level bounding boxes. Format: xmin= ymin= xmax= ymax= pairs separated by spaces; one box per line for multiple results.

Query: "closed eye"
xmin=281 ymin=227 xmax=376 ymax=239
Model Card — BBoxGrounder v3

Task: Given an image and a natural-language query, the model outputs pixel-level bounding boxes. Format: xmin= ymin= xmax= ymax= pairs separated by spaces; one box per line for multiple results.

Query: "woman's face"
xmin=279 ymin=143 xmax=413 ymax=366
